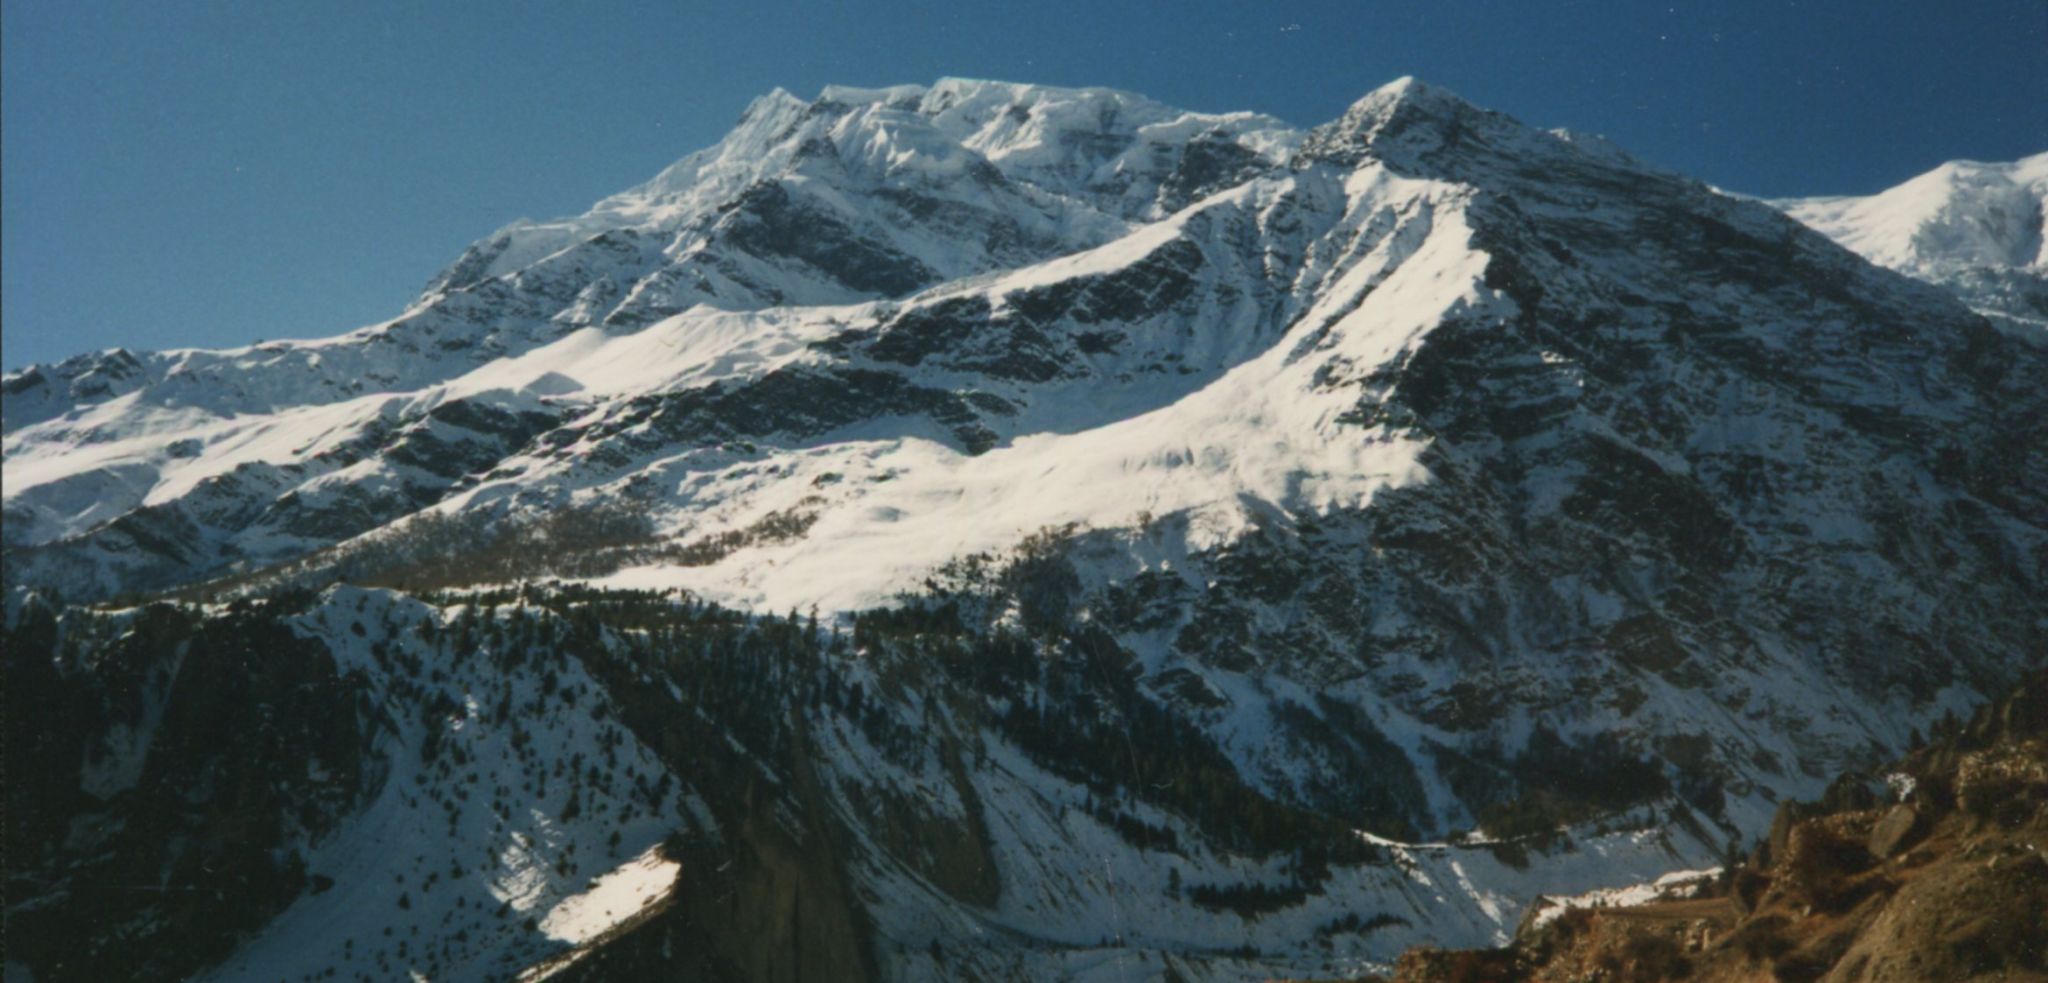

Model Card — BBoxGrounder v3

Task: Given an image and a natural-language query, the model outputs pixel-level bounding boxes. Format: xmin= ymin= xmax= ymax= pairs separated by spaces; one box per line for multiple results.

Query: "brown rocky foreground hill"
xmin=1374 ymin=670 xmax=2048 ymax=983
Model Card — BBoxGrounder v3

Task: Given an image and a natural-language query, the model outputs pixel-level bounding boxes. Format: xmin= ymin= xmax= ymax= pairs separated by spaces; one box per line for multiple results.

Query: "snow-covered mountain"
xmin=6 ymin=78 xmax=2046 ymax=982
xmin=1778 ymin=152 xmax=2048 ymax=330
xmin=1 ymin=78 xmax=1298 ymax=596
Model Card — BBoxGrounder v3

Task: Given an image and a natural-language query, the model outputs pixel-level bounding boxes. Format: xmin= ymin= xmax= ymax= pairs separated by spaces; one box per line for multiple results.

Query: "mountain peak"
xmin=1295 ymin=75 xmax=1499 ymax=169
xmin=1778 ymin=149 xmax=2048 ymax=279
xmin=814 ymin=81 xmax=929 ymax=108
xmin=733 ymin=86 xmax=808 ymax=130
xmin=1328 ymin=75 xmax=1475 ymax=131
xmin=800 ymin=77 xmax=1180 ymax=127
xmin=1355 ymin=74 xmax=1452 ymax=108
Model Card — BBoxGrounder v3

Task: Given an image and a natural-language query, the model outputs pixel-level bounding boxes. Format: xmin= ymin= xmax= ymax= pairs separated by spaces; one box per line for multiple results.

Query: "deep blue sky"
xmin=5 ymin=0 xmax=2044 ymax=370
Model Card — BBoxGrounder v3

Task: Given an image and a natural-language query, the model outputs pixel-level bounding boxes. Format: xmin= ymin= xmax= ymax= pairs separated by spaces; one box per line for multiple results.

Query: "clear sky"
xmin=4 ymin=0 xmax=2044 ymax=370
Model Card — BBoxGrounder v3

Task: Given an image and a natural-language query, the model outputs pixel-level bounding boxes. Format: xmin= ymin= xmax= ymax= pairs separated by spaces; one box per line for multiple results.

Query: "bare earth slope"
xmin=1384 ymin=671 xmax=2048 ymax=983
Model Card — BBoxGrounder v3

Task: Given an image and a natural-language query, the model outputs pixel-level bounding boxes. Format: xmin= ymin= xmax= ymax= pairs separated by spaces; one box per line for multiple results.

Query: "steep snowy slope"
xmin=3 ymin=78 xmax=1293 ymax=434
xmin=429 ymin=79 xmax=1300 ymax=304
xmin=6 ymin=584 xmax=1733 ymax=983
xmin=5 ymin=587 xmax=696 ymax=982
xmin=3 ymin=78 xmax=1297 ymax=597
xmin=1778 ymin=152 xmax=2048 ymax=328
xmin=6 ymin=78 xmax=2047 ymax=983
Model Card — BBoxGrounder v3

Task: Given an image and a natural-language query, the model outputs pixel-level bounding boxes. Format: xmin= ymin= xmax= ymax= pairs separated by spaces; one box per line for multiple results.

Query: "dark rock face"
xmin=547 ymin=744 xmax=881 ymax=983
xmin=1186 ymin=111 xmax=2046 ymax=801
xmin=1158 ymin=131 xmax=1271 ymax=212
xmin=385 ymin=398 xmax=565 ymax=480
xmin=4 ymin=597 xmax=383 ymax=982
xmin=537 ymin=363 xmax=1013 ymax=458
xmin=864 ymin=295 xmax=1000 ymax=367
xmin=1006 ymin=237 xmax=1206 ymax=328
xmin=718 ymin=180 xmax=936 ymax=297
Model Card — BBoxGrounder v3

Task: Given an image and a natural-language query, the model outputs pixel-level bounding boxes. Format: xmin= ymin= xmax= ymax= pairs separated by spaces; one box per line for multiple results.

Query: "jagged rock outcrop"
xmin=1380 ymin=671 xmax=2048 ymax=983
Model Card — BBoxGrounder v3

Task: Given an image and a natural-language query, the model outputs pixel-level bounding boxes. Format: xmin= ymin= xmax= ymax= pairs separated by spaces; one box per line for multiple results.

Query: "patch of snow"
xmin=536 ymin=844 xmax=678 ymax=945
xmin=1525 ymin=866 xmax=1722 ymax=930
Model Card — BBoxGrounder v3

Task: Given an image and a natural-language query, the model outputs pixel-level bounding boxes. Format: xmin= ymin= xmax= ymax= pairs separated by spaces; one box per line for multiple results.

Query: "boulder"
xmin=1765 ymin=799 xmax=1815 ymax=865
xmin=1866 ymin=804 xmax=1924 ymax=860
